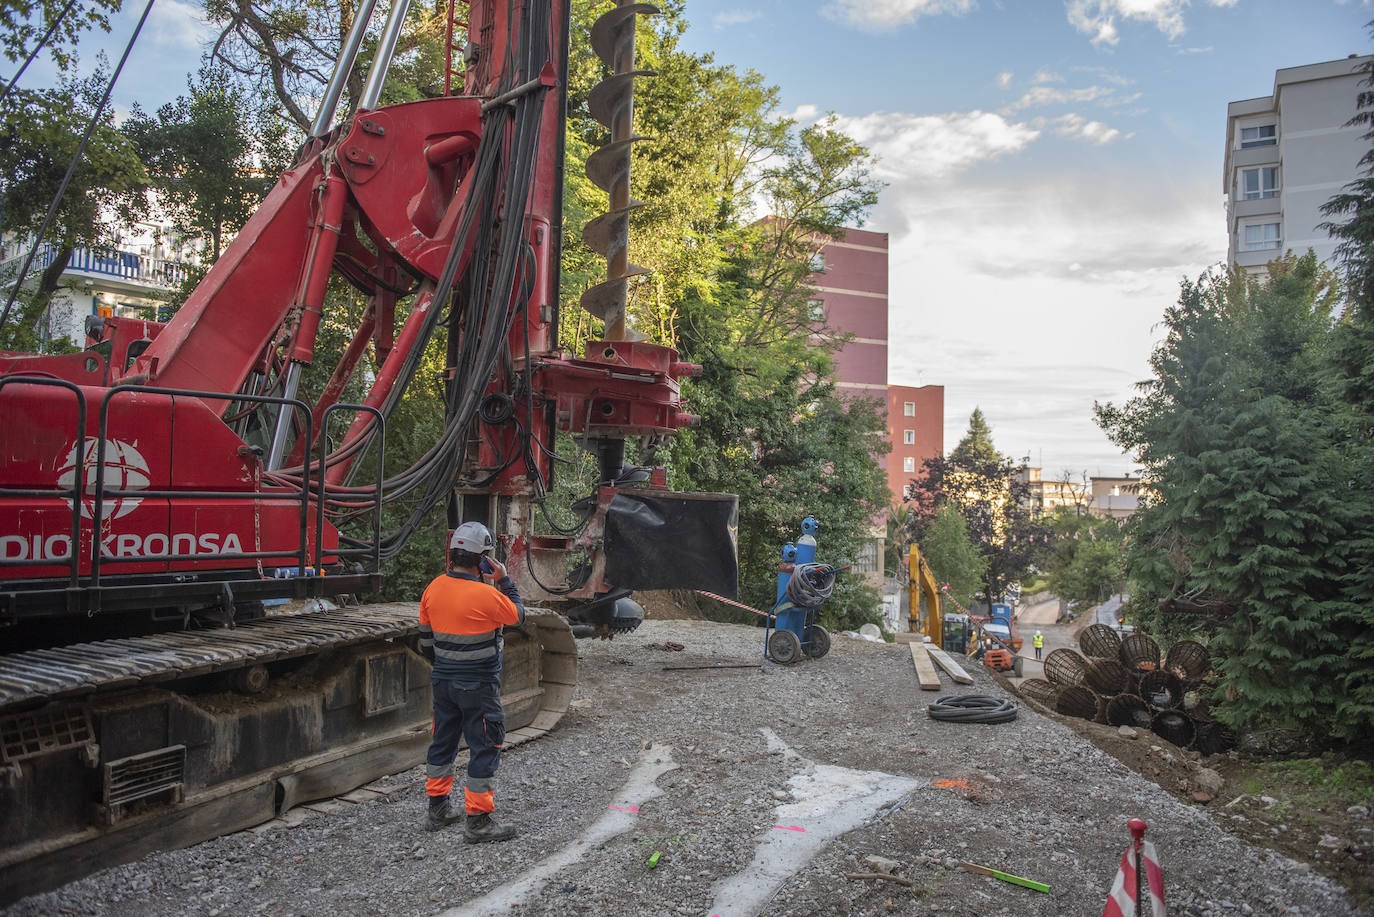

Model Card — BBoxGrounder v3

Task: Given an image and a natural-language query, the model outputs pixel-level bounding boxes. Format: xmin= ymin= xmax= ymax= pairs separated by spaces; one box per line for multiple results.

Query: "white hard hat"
xmin=450 ymin=521 xmax=494 ymax=554
xmin=1036 ymin=630 xmax=1042 ymax=636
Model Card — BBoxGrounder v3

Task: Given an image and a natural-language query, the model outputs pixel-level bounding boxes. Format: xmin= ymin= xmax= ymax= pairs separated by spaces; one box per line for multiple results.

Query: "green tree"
xmin=124 ymin=68 xmax=286 ymax=262
xmin=1098 ymin=254 xmax=1371 ymax=744
xmin=1043 ymin=509 xmax=1123 ymax=608
xmin=949 ymin=406 xmax=998 ymax=465
xmin=905 ymin=410 xmax=1045 ymax=607
xmin=918 ymin=504 xmax=987 ymax=612
xmin=0 ymin=66 xmax=145 ymax=349
xmin=885 ymin=502 xmax=912 ymax=573
xmin=1317 ymin=42 xmax=1374 ymax=742
xmin=204 ymin=0 xmax=451 ymax=132
xmin=1 ymin=0 xmax=121 ymax=72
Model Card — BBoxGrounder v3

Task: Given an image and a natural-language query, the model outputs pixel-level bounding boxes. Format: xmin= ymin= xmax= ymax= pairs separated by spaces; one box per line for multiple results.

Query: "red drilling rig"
xmin=0 ymin=0 xmax=736 ymax=900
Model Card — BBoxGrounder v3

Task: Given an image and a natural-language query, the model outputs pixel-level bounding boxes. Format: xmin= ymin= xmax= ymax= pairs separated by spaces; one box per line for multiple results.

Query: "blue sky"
xmin=28 ymin=0 xmax=1374 ymax=476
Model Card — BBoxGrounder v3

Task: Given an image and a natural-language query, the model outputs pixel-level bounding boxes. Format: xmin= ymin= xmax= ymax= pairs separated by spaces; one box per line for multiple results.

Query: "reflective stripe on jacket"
xmin=419 ymin=571 xmax=524 ymax=683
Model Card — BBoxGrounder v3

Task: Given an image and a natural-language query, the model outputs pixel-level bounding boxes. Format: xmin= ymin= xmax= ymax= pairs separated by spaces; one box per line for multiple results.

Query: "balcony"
xmin=1 ymin=243 xmax=193 ymax=293
xmin=45 ymin=245 xmax=192 ymax=290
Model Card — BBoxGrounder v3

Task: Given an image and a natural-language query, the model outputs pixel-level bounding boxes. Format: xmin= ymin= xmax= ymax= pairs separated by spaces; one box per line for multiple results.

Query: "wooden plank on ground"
xmin=927 ymin=646 xmax=975 ymax=684
xmin=908 ymin=643 xmax=941 ymax=691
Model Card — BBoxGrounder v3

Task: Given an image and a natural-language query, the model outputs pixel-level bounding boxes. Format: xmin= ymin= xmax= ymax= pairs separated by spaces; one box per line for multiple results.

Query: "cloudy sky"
xmin=29 ymin=0 xmax=1373 ymax=476
xmin=674 ymin=0 xmax=1370 ymax=476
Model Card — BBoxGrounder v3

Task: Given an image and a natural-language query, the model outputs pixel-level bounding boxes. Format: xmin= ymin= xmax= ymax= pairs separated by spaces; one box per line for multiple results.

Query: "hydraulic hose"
xmin=785 ymin=563 xmax=838 ymax=608
xmin=926 ymin=695 xmax=1018 ymax=725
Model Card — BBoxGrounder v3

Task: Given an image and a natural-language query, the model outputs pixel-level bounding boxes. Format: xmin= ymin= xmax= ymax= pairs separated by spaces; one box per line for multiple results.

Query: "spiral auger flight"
xmin=580 ymin=0 xmax=658 ymax=342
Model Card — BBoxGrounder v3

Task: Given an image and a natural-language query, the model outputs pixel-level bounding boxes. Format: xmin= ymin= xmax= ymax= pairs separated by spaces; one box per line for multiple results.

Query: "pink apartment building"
xmin=811 ymin=229 xmax=943 ymax=507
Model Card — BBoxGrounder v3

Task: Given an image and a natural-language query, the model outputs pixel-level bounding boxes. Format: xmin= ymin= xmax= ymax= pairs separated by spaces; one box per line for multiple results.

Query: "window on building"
xmin=902 ymin=483 xmax=916 ymax=500
xmin=1239 ymin=166 xmax=1279 ymax=200
xmin=1242 ymin=222 xmax=1281 ymax=251
xmin=902 ymin=456 xmax=915 ymax=473
xmin=903 ymin=429 xmax=915 ymax=445
xmin=1240 ymin=124 xmax=1276 ymax=148
xmin=809 ymin=252 xmax=827 ymax=273
xmin=807 ymin=299 xmax=826 ymax=322
xmin=902 ymin=402 xmax=915 ymax=416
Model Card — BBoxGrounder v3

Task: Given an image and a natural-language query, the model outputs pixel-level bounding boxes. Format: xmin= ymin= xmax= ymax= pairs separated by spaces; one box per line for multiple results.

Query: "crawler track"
xmin=0 ymin=605 xmax=420 ymax=712
xmin=0 ymin=604 xmax=576 ymax=905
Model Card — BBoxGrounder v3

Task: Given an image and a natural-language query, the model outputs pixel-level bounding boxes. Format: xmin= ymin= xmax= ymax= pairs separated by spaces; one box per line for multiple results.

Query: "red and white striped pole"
xmin=1104 ymin=818 xmax=1166 ymax=917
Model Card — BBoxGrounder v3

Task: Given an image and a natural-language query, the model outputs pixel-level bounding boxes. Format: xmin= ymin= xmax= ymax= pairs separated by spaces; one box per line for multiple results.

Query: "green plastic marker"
xmin=647 ymin=851 xmax=661 ymax=869
xmin=957 ymin=861 xmax=1050 ymax=894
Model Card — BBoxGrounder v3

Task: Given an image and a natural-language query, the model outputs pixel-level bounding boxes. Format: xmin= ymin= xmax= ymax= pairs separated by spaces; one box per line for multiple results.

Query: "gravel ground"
xmin=6 ymin=618 xmax=1364 ymax=917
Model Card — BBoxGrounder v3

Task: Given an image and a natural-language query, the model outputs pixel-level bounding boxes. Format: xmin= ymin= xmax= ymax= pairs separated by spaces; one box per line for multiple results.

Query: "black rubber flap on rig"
xmin=603 ymin=491 xmax=740 ymax=599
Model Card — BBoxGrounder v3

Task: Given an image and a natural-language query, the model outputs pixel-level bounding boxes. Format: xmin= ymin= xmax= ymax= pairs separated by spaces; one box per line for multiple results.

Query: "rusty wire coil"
xmin=1105 ymin=694 xmax=1153 ymax=729
xmin=1078 ymin=623 xmax=1122 ymax=659
xmin=1193 ymin=718 xmax=1236 ymax=756
xmin=1084 ymin=658 xmax=1131 ymax=696
xmin=1019 ymin=678 xmax=1058 ymax=707
xmin=1150 ymin=710 xmax=1196 ymax=747
xmin=1140 ymin=670 xmax=1185 ymax=709
xmin=1054 ymin=684 xmax=1099 ymax=719
xmin=1043 ymin=648 xmax=1089 ymax=686
xmin=1119 ymin=633 xmax=1162 ymax=673
xmin=1164 ymin=640 xmax=1211 ymax=684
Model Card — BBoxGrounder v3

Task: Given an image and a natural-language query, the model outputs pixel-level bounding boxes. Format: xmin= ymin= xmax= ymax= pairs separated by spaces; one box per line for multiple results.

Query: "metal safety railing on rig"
xmin=0 ymin=378 xmax=384 ymax=610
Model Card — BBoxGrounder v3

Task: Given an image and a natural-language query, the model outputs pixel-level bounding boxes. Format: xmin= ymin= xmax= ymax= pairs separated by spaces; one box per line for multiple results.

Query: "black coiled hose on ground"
xmin=926 ymin=695 xmax=1019 ymax=724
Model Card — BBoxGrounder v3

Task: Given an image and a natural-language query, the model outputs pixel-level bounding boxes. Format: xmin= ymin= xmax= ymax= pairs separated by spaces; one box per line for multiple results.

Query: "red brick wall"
xmin=887 ymin=385 xmax=944 ymax=504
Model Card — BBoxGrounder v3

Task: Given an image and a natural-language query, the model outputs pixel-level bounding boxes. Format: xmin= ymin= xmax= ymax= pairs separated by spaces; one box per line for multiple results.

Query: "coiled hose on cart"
xmin=926 ymin=695 xmax=1019 ymax=724
xmin=785 ymin=563 xmax=838 ymax=608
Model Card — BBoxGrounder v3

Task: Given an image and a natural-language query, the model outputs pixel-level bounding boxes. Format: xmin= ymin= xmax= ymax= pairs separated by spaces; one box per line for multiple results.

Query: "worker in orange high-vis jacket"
xmin=419 ymin=521 xmax=524 ymax=842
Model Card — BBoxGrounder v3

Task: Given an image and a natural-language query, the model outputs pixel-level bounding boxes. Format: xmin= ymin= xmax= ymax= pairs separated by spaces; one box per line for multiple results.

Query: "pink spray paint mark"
xmin=608 ymin=805 xmax=640 ymax=812
xmin=773 ymin=824 xmax=806 ymax=832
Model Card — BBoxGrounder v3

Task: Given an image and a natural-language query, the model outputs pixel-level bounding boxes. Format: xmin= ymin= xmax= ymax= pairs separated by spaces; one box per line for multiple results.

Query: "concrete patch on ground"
xmin=705 ymin=729 xmax=923 ymax=917
xmin=438 ymin=743 xmax=678 ymax=917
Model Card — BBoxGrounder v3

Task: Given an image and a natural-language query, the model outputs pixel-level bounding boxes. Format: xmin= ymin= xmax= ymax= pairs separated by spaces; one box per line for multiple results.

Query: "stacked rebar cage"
xmin=1018 ymin=630 xmax=1233 ymax=753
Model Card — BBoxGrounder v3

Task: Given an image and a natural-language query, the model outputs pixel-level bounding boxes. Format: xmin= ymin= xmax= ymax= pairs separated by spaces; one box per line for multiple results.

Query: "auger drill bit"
xmin=581 ymin=0 xmax=658 ymax=341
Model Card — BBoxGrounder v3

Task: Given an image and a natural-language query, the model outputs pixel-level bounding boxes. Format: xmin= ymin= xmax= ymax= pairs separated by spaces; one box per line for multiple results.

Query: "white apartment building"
xmin=1224 ymin=55 xmax=1372 ymax=272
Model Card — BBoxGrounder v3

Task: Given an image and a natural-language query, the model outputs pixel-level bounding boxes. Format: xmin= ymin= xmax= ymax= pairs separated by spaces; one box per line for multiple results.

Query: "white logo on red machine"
xmin=56 ymin=437 xmax=150 ymax=521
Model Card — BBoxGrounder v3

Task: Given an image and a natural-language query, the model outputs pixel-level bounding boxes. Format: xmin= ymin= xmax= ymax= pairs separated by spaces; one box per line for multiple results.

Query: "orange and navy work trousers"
xmin=425 ymin=680 xmax=505 ymax=814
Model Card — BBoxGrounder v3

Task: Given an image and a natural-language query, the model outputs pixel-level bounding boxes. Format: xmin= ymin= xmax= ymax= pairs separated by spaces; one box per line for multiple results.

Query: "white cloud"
xmin=997 ymin=71 xmax=1014 ymax=88
xmin=1065 ymin=0 xmax=1237 ymax=47
xmin=1046 ymin=112 xmax=1123 ymax=144
xmin=1032 ymin=70 xmax=1064 ymax=84
xmin=1004 ymin=83 xmax=1142 ymax=113
xmin=822 ymin=0 xmax=975 ymax=30
xmin=1175 ymin=45 xmax=1214 ymax=55
xmin=713 ymin=9 xmax=763 ymax=29
xmin=880 ymin=172 xmax=1220 ymax=472
xmin=150 ymin=0 xmax=214 ymax=48
xmin=829 ymin=101 xmax=1221 ymax=472
xmin=786 ymin=103 xmax=822 ymax=124
xmin=1071 ymin=65 xmax=1134 ymax=87
xmin=829 ymin=110 xmax=1038 ymax=185
xmin=1006 ymin=84 xmax=1111 ymax=110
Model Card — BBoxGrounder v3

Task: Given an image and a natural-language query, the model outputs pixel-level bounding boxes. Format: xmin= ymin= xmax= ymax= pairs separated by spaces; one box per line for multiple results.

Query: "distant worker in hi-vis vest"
xmin=1033 ymin=630 xmax=1044 ymax=660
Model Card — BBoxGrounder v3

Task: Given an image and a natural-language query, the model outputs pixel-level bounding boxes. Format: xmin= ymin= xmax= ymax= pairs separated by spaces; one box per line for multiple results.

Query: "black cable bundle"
xmin=926 ymin=695 xmax=1018 ymax=725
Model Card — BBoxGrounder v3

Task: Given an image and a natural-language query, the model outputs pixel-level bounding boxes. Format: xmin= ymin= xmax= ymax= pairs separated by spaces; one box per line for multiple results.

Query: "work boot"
xmin=464 ymin=812 xmax=518 ymax=843
xmin=423 ymin=798 xmax=464 ymax=832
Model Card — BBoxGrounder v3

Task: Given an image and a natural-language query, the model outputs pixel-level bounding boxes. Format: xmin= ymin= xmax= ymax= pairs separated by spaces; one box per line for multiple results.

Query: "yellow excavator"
xmin=907 ymin=544 xmax=972 ymax=653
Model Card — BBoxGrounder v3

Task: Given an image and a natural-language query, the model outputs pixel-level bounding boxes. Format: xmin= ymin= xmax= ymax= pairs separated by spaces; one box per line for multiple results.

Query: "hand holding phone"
xmin=479 ymin=557 xmax=495 ymax=575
